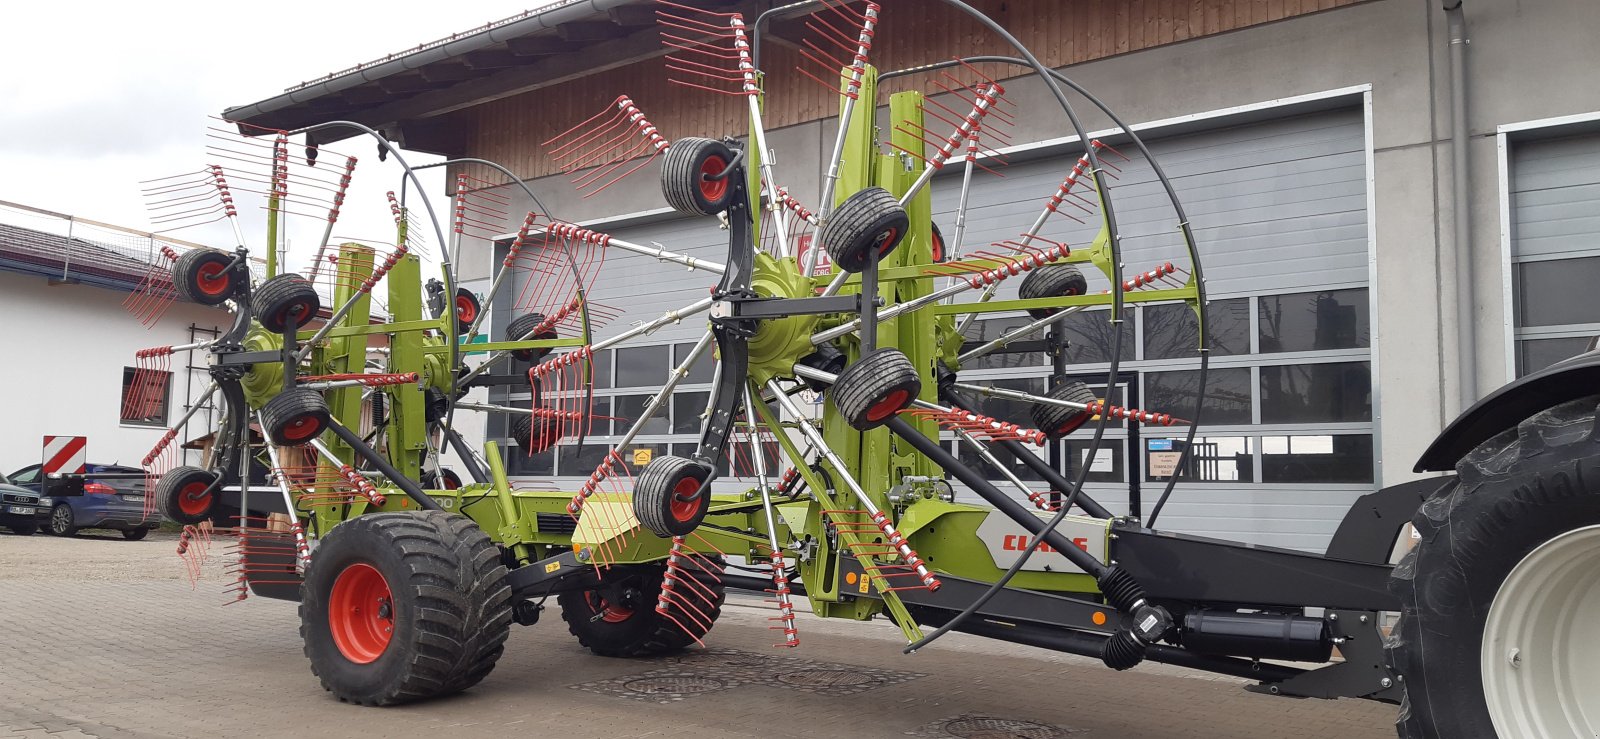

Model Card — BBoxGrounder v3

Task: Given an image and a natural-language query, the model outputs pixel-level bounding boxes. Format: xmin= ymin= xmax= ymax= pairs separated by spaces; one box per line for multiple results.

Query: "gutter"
xmin=1444 ymin=0 xmax=1475 ymax=405
xmin=221 ymin=0 xmax=642 ymax=127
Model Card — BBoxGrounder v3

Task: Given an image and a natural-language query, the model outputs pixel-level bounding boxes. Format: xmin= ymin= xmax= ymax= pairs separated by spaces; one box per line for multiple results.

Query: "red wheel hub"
xmin=698 ymin=156 xmax=728 ymax=202
xmin=865 ymin=388 xmax=910 ymax=422
xmin=455 ymin=295 xmax=477 ymax=324
xmin=328 ymin=563 xmax=394 ymax=664
xmin=195 ymin=262 xmax=231 ymax=297
xmin=669 ymin=476 xmax=703 ymax=523
xmin=875 ymin=227 xmax=900 ymax=256
xmin=281 ymin=414 xmax=323 ymax=441
xmin=586 ymin=591 xmax=633 ymax=623
xmin=177 ymin=481 xmax=211 ymax=517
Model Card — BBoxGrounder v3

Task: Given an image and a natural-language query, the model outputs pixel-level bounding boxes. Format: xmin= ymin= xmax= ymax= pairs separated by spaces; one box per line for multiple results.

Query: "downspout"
xmin=1445 ymin=0 xmax=1476 ymax=406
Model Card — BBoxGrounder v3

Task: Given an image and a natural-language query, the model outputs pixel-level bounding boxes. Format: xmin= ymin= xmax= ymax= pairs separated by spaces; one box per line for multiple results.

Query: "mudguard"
xmin=1416 ymin=348 xmax=1600 ymax=471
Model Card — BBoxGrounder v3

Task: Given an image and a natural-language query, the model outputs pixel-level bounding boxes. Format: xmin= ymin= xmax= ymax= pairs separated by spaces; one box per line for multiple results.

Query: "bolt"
xmin=1329 ymin=613 xmax=1339 ymax=621
xmin=575 ymin=547 xmax=591 ymax=562
xmin=1268 ymin=686 xmax=1280 ymax=695
xmin=1380 ymin=677 xmax=1393 ymax=689
xmin=1359 ymin=614 xmax=1369 ymax=624
xmin=1508 ymin=648 xmax=1522 ymax=668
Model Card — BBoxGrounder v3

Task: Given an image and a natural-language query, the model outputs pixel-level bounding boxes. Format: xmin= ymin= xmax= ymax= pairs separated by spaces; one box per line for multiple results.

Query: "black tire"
xmin=506 ymin=312 xmax=557 ymax=362
xmin=1018 ymin=263 xmax=1089 ymax=320
xmin=9 ymin=524 xmax=38 ymax=536
xmin=661 ymin=137 xmax=737 ymax=216
xmin=122 ymin=528 xmax=150 ymax=541
xmin=1389 ymin=396 xmax=1600 ymax=738
xmin=299 ymin=511 xmax=512 ymax=706
xmin=157 ymin=466 xmax=218 ymax=525
xmin=254 ymin=273 xmax=321 ymax=333
xmin=634 ymin=456 xmax=712 ymax=537
xmin=1033 ymin=381 xmax=1099 ymax=439
xmin=48 ymin=505 xmax=77 ymax=537
xmin=830 ymin=348 xmax=921 ymax=431
xmin=929 ymin=222 xmax=948 ymax=263
xmin=557 ymin=563 xmax=725 ymax=658
xmin=452 ymin=288 xmax=480 ymax=336
xmin=422 ymin=468 xmax=463 ymax=491
xmin=262 ymin=388 xmax=331 ymax=446
xmin=173 ymin=248 xmax=240 ymax=305
xmin=821 ymin=187 xmax=909 ymax=273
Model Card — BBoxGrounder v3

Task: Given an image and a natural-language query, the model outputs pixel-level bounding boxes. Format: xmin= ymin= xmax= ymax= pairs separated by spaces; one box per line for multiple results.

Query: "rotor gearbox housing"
xmin=746 ymin=251 xmax=821 ymax=384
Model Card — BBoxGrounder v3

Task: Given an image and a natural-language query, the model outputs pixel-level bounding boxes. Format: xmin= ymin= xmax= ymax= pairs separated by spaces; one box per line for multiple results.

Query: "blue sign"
xmin=1147 ymin=439 xmax=1173 ymax=451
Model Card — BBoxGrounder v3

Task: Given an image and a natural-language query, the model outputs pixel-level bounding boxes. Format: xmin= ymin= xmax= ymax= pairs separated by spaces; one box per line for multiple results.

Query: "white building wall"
xmin=0 ymin=271 xmax=229 ymax=473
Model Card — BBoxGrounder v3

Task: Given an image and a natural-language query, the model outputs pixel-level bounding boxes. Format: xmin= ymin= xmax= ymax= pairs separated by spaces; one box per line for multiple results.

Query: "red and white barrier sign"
xmin=794 ymin=234 xmax=831 ymax=273
xmin=42 ymin=436 xmax=87 ymax=475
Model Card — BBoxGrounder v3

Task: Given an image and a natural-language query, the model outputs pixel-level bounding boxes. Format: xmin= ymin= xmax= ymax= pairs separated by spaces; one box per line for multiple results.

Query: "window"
xmin=557 ymin=444 xmax=610 ymax=478
xmin=1519 ymin=336 xmax=1593 ymax=374
xmin=675 ymin=342 xmax=716 ymax=383
xmin=505 ymin=446 xmax=555 ymax=477
xmin=10 ymin=465 xmax=40 ymax=484
xmin=672 ymin=392 xmax=710 ymax=434
xmin=1056 ymin=309 xmax=1135 ymax=364
xmin=1061 ymin=438 xmax=1126 ymax=483
xmin=590 ymin=349 xmax=612 ymax=390
xmin=615 ymin=345 xmax=669 ymax=388
xmin=1517 ymin=258 xmax=1600 ymax=328
xmin=960 ymin=316 xmax=1048 ymax=370
xmin=1145 ymin=368 xmax=1252 ymax=425
xmin=1258 ymin=289 xmax=1369 ymax=353
xmin=120 ymin=367 xmax=171 ymax=426
xmin=956 ymin=437 xmax=1044 ymax=482
xmin=1261 ymin=434 xmax=1374 ymax=483
xmin=1144 ymin=299 xmax=1249 ymax=358
xmin=613 ymin=395 xmax=670 ymax=435
xmin=966 ymin=378 xmax=1045 ymax=426
xmin=1259 ymin=362 xmax=1371 ymax=424
xmin=1145 ymin=436 xmax=1253 ymax=483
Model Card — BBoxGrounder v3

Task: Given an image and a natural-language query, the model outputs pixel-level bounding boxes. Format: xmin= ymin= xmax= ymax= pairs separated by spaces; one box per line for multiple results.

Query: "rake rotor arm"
xmin=322 ymin=416 xmax=443 ymax=512
xmin=957 ymin=308 xmax=1083 ymax=365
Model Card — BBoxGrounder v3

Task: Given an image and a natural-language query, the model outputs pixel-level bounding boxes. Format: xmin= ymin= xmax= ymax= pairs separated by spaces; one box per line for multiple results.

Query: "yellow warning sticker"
xmin=632 ymin=448 xmax=653 ymax=467
xmin=545 ymin=561 xmax=561 ymax=573
xmin=858 ymin=575 xmax=870 ymax=594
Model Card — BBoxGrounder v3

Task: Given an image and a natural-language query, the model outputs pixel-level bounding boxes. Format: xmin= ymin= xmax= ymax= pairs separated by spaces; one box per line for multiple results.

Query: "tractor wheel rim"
xmin=866 ymin=388 xmax=910 ymax=422
xmin=1481 ymin=523 xmax=1600 ymax=737
xmin=698 ymin=156 xmax=728 ymax=202
xmin=328 ymin=562 xmax=394 ymax=664
xmin=177 ymin=481 xmax=211 ymax=517
xmin=875 ymin=227 xmax=899 ymax=256
xmin=281 ymin=416 xmax=322 ymax=441
xmin=52 ymin=507 xmax=70 ymax=531
xmin=587 ymin=592 xmax=633 ymax=623
xmin=669 ymin=476 xmax=703 ymax=523
xmin=196 ymin=262 xmax=230 ymax=296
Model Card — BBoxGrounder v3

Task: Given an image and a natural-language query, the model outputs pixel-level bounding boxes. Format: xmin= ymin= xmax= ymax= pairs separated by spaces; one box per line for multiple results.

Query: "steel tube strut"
xmin=743 ymin=383 xmax=800 ymax=646
xmin=322 ymin=417 xmax=444 ymax=511
xmin=883 ymin=416 xmax=1107 ymax=578
xmin=941 ymin=385 xmax=1113 ymax=519
xmin=958 ymin=308 xmax=1083 ymax=364
xmin=606 ymin=236 xmax=726 ymax=274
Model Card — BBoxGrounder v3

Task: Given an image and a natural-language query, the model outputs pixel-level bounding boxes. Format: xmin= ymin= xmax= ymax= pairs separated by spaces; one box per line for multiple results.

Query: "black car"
xmin=0 ymin=469 xmax=47 ymax=535
xmin=7 ymin=463 xmax=160 ymax=539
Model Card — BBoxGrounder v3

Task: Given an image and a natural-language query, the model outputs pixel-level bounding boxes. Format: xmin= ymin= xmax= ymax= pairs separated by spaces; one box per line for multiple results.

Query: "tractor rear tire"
xmin=1388 ymin=396 xmax=1600 ymax=738
xmin=254 ymin=273 xmax=321 ymax=333
xmin=506 ymin=312 xmax=558 ymax=362
xmin=1033 ymin=381 xmax=1099 ymax=439
xmin=661 ymin=138 xmax=737 ymax=216
xmin=822 ymin=187 xmax=909 ymax=274
xmin=558 ymin=563 xmax=725 ymax=658
xmin=261 ymin=389 xmax=331 ymax=446
xmin=831 ymin=348 xmax=921 ymax=431
xmin=1018 ymin=263 xmax=1089 ymax=320
xmin=299 ymin=511 xmax=511 ymax=706
xmin=634 ymin=456 xmax=711 ymax=537
xmin=173 ymin=249 xmax=239 ymax=306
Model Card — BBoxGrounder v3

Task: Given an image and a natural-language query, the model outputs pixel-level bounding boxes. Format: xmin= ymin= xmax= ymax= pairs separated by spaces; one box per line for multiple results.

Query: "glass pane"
xmin=1518 ymin=257 xmax=1600 ymax=327
xmin=672 ymin=392 xmax=710 ymax=434
xmin=1518 ymin=337 xmax=1594 ymax=375
xmin=1143 ymin=299 xmax=1249 ymax=359
xmin=506 ymin=446 xmax=555 ymax=476
xmin=1259 ymin=362 xmax=1372 ymax=423
xmin=1144 ymin=436 xmax=1253 ymax=483
xmin=579 ymin=396 xmax=611 ymax=437
xmin=612 ymin=394 xmax=670 ymax=435
xmin=1261 ymin=434 xmax=1374 ymax=483
xmin=675 ymin=341 xmax=716 ymax=384
xmin=1258 ymin=289 xmax=1370 ymax=353
xmin=590 ymin=349 xmax=612 ymax=390
xmin=120 ymin=366 xmax=170 ymax=426
xmin=1145 ymin=368 xmax=1252 ymax=425
xmin=615 ymin=344 xmax=669 ymax=388
xmin=956 ymin=437 xmax=1044 ymax=482
xmin=1056 ymin=309 xmax=1136 ymax=364
xmin=960 ymin=316 xmax=1047 ymax=370
xmin=557 ymin=444 xmax=610 ymax=478
xmin=1061 ymin=438 xmax=1126 ymax=483
xmin=967 ymin=378 xmax=1045 ymax=426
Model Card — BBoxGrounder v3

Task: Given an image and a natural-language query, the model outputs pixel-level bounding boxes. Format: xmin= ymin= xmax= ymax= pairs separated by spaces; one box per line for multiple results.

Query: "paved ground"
xmin=0 ymin=531 xmax=1399 ymax=738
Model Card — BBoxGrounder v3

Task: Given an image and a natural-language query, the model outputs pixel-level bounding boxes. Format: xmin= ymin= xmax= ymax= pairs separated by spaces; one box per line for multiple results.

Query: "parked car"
xmin=0 ymin=469 xmax=47 ymax=535
xmin=6 ymin=463 xmax=160 ymax=539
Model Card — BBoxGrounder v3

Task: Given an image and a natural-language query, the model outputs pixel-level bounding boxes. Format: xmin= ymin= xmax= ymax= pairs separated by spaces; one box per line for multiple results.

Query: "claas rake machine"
xmin=122 ymin=2 xmax=1600 ymax=737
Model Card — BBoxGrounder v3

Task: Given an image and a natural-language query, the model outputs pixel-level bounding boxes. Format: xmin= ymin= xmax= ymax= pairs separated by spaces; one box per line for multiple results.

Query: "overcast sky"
xmin=0 ymin=1 xmax=541 ymax=269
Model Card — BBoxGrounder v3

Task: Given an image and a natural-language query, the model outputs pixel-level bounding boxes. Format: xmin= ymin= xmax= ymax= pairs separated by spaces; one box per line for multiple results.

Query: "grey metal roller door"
xmin=1510 ymin=132 xmax=1600 ymax=374
xmin=933 ymin=108 xmax=1369 ymax=300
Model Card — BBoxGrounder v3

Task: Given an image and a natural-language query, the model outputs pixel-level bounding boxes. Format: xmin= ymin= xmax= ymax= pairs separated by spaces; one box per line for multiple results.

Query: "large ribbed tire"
xmin=254 ymin=273 xmax=321 ymax=333
xmin=557 ymin=563 xmax=725 ymax=658
xmin=1389 ymin=397 xmax=1600 ymax=738
xmin=261 ymin=389 xmax=331 ymax=446
xmin=661 ymin=137 xmax=736 ymax=216
xmin=173 ymin=249 xmax=239 ymax=305
xmin=505 ymin=312 xmax=557 ymax=362
xmin=821 ymin=187 xmax=909 ymax=273
xmin=299 ymin=511 xmax=511 ymax=706
xmin=157 ymin=466 xmax=219 ymax=525
xmin=634 ymin=455 xmax=711 ymax=537
xmin=830 ymin=348 xmax=921 ymax=431
xmin=1018 ymin=263 xmax=1089 ymax=320
xmin=1033 ymin=381 xmax=1099 ymax=439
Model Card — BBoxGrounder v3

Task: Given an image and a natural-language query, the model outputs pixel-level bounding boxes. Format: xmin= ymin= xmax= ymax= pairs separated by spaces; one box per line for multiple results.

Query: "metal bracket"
xmin=1247 ymin=609 xmax=1402 ymax=704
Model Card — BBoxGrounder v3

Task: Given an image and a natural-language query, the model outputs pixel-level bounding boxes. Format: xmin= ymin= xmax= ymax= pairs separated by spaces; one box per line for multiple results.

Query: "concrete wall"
xmin=459 ymin=0 xmax=1600 ymax=489
xmin=0 ymin=271 xmax=230 ymax=474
